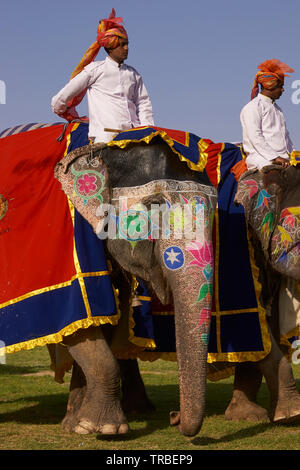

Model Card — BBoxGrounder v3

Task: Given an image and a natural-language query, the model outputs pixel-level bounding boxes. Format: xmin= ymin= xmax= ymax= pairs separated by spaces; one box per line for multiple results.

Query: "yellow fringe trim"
xmin=216 ymin=144 xmax=224 ymax=185
xmin=290 ymin=150 xmax=300 ymax=166
xmin=3 ymin=314 xmax=120 ymax=355
xmin=107 ymin=129 xmax=209 ymax=172
xmin=280 ymin=326 xmax=300 ymax=361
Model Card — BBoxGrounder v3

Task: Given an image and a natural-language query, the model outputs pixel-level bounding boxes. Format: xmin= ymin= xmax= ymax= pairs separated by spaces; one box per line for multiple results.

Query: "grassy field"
xmin=0 ymin=346 xmax=299 ymax=451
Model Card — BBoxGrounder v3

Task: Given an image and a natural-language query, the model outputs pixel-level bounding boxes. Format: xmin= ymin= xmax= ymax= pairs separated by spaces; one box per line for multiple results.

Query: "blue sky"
xmin=1 ymin=0 xmax=299 ymax=146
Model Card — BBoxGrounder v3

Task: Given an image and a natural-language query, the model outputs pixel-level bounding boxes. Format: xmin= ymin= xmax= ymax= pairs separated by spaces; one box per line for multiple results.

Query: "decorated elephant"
xmin=223 ymin=162 xmax=300 ymax=423
xmin=53 ymin=126 xmax=219 ymax=437
xmin=0 ymin=122 xmax=220 ymax=437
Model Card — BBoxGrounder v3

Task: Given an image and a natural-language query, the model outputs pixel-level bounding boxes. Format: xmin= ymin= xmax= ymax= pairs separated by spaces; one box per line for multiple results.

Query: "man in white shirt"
xmin=240 ymin=59 xmax=294 ymax=170
xmin=52 ymin=9 xmax=154 ymax=143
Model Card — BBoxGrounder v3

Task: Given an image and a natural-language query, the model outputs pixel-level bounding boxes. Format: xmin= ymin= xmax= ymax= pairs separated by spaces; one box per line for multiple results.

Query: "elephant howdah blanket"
xmin=0 ymin=121 xmax=283 ymax=382
xmin=0 ymin=122 xmax=119 ymax=354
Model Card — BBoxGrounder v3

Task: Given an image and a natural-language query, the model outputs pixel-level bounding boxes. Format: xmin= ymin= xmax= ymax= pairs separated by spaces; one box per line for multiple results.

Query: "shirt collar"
xmin=106 ymin=55 xmax=124 ymax=69
xmin=258 ymin=93 xmax=275 ymax=104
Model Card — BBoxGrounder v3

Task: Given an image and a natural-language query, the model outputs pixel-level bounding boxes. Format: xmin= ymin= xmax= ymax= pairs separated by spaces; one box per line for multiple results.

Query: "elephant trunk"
xmin=172 ymin=283 xmax=211 ymax=437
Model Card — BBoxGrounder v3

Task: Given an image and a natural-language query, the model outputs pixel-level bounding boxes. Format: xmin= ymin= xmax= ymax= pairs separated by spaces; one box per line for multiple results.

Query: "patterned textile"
xmin=0 ymin=122 xmax=119 ymax=355
xmin=0 ymin=122 xmax=62 ymax=139
xmin=108 ymin=125 xmax=222 ymax=173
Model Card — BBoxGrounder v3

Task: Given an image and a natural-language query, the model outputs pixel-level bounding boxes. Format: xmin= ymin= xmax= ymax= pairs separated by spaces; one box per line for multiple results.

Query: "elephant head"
xmin=235 ymin=164 xmax=300 ymax=281
xmin=55 ymin=140 xmax=218 ymax=436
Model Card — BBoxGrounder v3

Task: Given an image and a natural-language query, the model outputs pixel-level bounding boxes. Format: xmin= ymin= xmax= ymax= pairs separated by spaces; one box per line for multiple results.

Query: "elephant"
xmin=223 ymin=163 xmax=300 ymax=423
xmin=54 ymin=138 xmax=218 ymax=437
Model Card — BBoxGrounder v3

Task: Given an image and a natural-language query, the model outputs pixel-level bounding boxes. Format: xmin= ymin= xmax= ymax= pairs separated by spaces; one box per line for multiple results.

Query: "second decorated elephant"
xmin=224 ymin=163 xmax=300 ymax=423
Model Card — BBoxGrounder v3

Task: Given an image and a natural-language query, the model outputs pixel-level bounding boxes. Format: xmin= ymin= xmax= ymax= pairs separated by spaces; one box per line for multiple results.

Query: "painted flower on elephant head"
xmin=185 ymin=240 xmax=214 ymax=281
xmin=277 ymin=225 xmax=293 ymax=248
xmin=186 ymin=241 xmax=214 ymax=304
xmin=242 ymin=179 xmax=259 ymax=199
xmin=261 ymin=212 xmax=274 ymax=238
xmin=280 ymin=207 xmax=300 ymax=230
xmin=77 ymin=173 xmax=97 ymax=195
xmin=255 ymin=189 xmax=272 ymax=210
xmin=197 ymin=308 xmax=211 ymax=328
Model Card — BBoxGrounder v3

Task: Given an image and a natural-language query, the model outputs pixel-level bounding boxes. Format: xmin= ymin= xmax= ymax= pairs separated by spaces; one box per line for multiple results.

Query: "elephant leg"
xmin=258 ymin=331 xmax=300 ymax=424
xmin=118 ymin=359 xmax=155 ymax=413
xmin=225 ymin=363 xmax=269 ymax=422
xmin=64 ymin=326 xmax=129 ymax=435
xmin=61 ymin=361 xmax=86 ymax=432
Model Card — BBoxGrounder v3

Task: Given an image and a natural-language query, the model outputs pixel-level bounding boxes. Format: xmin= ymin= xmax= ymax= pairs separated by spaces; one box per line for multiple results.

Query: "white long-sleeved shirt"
xmin=240 ymin=93 xmax=294 ymax=170
xmin=51 ymin=55 xmax=154 ymax=143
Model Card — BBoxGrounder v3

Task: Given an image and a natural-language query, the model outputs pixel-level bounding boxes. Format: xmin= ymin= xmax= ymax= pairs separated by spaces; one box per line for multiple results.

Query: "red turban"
xmin=251 ymin=59 xmax=294 ymax=100
xmin=60 ymin=9 xmax=128 ymax=122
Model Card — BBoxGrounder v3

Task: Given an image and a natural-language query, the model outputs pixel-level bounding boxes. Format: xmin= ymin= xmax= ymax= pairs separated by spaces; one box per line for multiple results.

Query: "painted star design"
xmin=166 ymin=248 xmax=180 ymax=264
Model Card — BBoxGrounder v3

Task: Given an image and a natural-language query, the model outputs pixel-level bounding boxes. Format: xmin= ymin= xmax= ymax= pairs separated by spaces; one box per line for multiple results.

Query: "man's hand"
xmin=272 ymin=157 xmax=290 ymax=168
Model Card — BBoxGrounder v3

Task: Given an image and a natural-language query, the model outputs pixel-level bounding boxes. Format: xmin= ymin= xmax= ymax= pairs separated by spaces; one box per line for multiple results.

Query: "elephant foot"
xmin=271 ymin=395 xmax=300 ymax=424
xmin=74 ymin=420 xmax=129 ymax=435
xmin=61 ymin=362 xmax=130 ymax=436
xmin=225 ymin=395 xmax=269 ymax=422
xmin=69 ymin=397 xmax=130 ymax=436
xmin=66 ymin=404 xmax=130 ymax=435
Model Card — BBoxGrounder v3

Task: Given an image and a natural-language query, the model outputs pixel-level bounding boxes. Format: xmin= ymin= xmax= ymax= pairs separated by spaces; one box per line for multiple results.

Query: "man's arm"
xmin=134 ymin=74 xmax=154 ymax=126
xmin=51 ymin=69 xmax=93 ymax=116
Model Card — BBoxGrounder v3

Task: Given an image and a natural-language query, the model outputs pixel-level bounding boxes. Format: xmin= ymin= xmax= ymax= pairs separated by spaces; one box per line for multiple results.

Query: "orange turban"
xmin=60 ymin=9 xmax=128 ymax=122
xmin=251 ymin=59 xmax=294 ymax=100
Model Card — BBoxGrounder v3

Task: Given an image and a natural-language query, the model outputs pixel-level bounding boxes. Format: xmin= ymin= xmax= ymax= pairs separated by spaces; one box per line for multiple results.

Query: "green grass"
xmin=0 ymin=347 xmax=299 ymax=450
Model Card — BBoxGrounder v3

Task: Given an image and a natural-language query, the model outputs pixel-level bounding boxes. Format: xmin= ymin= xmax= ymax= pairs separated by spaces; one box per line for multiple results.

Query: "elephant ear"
xmin=235 ymin=166 xmax=282 ymax=256
xmin=54 ymin=143 xmax=111 ymax=233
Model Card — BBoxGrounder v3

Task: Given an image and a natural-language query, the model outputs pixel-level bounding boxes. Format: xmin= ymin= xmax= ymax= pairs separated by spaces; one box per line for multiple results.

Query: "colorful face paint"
xmin=163 ymin=246 xmax=185 ymax=270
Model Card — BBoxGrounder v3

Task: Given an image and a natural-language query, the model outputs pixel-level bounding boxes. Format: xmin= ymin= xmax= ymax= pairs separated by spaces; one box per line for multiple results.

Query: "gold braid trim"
xmin=290 ymin=151 xmax=300 ymax=166
xmin=2 ymin=314 xmax=120 ymax=355
xmin=107 ymin=129 xmax=208 ymax=172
